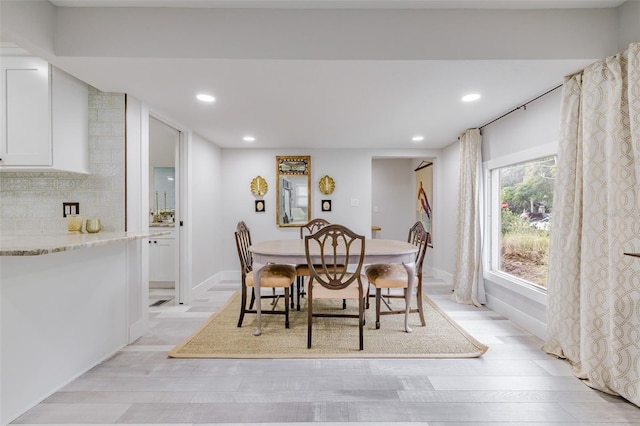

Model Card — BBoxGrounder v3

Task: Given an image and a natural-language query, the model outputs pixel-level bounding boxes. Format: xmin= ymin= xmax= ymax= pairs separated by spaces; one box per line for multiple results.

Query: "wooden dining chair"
xmin=294 ymin=218 xmax=331 ymax=311
xmin=234 ymin=221 xmax=297 ymax=328
xmin=305 ymin=224 xmax=366 ymax=350
xmin=364 ymin=221 xmax=429 ymax=330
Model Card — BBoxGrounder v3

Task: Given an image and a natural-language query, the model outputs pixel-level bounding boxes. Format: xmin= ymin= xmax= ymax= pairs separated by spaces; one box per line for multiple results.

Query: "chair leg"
xmin=375 ymin=288 xmax=381 ymax=329
xmin=365 ymin=284 xmax=370 ymax=309
xmin=358 ymin=295 xmax=364 ymax=351
xmin=416 ymin=278 xmax=426 ymax=326
xmin=290 ymin=283 xmax=295 ymax=309
xmin=307 ymin=289 xmax=313 ymax=349
xmin=342 ymin=299 xmax=346 ymax=309
xmin=296 ymin=276 xmax=303 ymax=311
xmin=285 ymin=287 xmax=290 ymax=329
xmin=237 ymin=283 xmax=248 ymax=327
xmin=249 ymin=288 xmax=256 ymax=310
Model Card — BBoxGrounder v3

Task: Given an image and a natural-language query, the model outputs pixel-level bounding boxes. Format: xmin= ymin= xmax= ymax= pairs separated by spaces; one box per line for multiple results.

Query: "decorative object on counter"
xmin=152 ymin=167 xmax=176 ymax=223
xmin=85 ymin=218 xmax=101 ymax=233
xmin=67 ymin=215 xmax=83 ymax=233
xmin=151 ymin=190 xmax=175 ymax=223
xmin=250 ymin=175 xmax=268 ymax=196
xmin=318 ymin=175 xmax=335 ymax=195
xmin=255 ymin=200 xmax=265 ymax=213
xmin=321 ymin=199 xmax=332 ymax=212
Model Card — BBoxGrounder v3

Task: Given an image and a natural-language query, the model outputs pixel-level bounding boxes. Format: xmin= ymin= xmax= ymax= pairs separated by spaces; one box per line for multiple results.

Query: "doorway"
xmin=148 ymin=116 xmax=181 ymax=305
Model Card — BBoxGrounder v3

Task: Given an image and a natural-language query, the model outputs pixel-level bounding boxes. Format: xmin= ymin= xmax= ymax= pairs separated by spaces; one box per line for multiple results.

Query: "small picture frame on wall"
xmin=255 ymin=200 xmax=266 ymax=213
xmin=321 ymin=200 xmax=332 ymax=212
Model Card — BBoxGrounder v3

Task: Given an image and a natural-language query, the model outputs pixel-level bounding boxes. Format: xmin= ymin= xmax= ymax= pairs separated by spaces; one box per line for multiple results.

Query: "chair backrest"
xmin=299 ymin=218 xmax=330 ymax=239
xmin=408 ymin=221 xmax=430 ymax=276
xmin=234 ymin=221 xmax=252 ymax=275
xmin=304 ymin=224 xmax=365 ymax=291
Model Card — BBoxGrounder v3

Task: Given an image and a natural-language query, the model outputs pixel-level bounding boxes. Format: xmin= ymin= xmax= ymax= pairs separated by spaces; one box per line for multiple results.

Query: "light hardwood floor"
xmin=12 ymin=278 xmax=640 ymax=425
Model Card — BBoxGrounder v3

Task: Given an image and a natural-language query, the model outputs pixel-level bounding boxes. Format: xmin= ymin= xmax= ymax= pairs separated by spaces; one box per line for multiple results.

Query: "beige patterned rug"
xmin=168 ymin=292 xmax=488 ymax=358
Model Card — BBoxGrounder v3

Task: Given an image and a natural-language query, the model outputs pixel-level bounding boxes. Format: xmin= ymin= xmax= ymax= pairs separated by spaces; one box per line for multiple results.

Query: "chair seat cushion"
xmin=310 ymin=275 xmax=362 ymax=299
xmin=246 ymin=264 xmax=296 ymax=288
xmin=365 ymin=264 xmax=413 ymax=288
xmin=295 ymin=264 xmax=314 ymax=276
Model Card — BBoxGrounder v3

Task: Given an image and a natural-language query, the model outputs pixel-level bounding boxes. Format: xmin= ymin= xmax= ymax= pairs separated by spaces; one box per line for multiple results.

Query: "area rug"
xmin=168 ymin=292 xmax=488 ymax=359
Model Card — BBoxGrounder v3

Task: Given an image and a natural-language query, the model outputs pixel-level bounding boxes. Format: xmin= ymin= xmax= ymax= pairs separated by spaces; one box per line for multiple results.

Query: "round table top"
xmin=250 ymin=238 xmax=417 ymax=257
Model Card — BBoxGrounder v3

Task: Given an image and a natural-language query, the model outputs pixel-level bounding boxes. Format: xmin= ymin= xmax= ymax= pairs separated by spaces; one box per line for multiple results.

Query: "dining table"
xmin=249 ymin=238 xmax=419 ymax=336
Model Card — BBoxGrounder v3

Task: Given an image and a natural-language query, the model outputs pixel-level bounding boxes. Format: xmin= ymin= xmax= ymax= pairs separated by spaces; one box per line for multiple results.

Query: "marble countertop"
xmin=149 ymin=222 xmax=175 ymax=228
xmin=0 ymin=230 xmax=171 ymax=256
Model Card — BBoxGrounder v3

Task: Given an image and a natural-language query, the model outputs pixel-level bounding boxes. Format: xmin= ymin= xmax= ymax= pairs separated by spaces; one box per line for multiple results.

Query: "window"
xmin=295 ymin=184 xmax=308 ymax=208
xmin=486 ymin=149 xmax=556 ymax=289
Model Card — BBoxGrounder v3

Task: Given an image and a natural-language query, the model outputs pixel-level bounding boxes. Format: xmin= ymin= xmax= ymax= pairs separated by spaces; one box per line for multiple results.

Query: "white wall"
xmin=219 ymin=148 xmax=440 ymax=273
xmin=433 ymin=89 xmax=562 ymax=337
xmin=434 ymin=142 xmax=460 ymax=282
xmin=371 ymin=158 xmax=415 ymax=241
xmin=124 ymin=95 xmax=149 ymax=342
xmin=475 ymin=87 xmax=562 ymax=338
xmin=482 ymin=89 xmax=562 ymax=162
xmin=617 ymin=1 xmax=640 ymax=50
xmin=188 ymin=132 xmax=224 ymax=295
xmin=222 ymin=149 xmax=385 ymax=272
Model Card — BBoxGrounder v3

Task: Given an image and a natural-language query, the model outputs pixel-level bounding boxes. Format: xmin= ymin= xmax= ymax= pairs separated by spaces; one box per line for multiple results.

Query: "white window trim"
xmin=482 ymin=142 xmax=557 ymax=301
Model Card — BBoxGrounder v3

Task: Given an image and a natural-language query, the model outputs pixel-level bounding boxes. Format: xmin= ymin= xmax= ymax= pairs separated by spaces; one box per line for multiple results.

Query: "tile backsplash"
xmin=0 ymin=87 xmax=126 ymax=234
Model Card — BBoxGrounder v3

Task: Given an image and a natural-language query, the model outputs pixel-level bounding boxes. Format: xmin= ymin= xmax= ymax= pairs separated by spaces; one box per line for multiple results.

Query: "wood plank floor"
xmin=12 ymin=278 xmax=640 ymax=425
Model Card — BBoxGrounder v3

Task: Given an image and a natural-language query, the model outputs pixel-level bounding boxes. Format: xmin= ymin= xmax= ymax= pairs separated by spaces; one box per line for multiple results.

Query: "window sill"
xmin=484 ymin=269 xmax=547 ymax=305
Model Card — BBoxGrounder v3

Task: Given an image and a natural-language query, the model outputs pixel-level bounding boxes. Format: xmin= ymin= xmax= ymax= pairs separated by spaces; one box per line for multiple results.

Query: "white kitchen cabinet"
xmin=0 ymin=56 xmax=89 ymax=173
xmin=149 ymin=229 xmax=176 ymax=283
xmin=0 ymin=56 xmax=51 ymax=166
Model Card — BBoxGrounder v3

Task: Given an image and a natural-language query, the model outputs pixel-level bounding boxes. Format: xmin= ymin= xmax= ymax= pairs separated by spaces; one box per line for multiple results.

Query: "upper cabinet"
xmin=0 ymin=55 xmax=89 ymax=173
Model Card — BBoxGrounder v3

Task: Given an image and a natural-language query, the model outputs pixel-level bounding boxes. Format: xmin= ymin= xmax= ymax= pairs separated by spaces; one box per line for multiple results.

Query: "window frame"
xmin=483 ymin=142 xmax=557 ymax=301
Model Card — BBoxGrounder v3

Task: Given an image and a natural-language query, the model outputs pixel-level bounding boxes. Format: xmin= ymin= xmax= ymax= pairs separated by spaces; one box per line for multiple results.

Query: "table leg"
xmin=252 ymin=262 xmax=266 ymax=336
xmin=402 ymin=262 xmax=415 ymax=333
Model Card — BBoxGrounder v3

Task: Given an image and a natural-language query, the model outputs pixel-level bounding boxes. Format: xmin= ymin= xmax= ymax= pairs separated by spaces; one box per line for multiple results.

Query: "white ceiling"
xmin=4 ymin=0 xmax=630 ymax=150
xmin=49 ymin=0 xmax=627 ymax=9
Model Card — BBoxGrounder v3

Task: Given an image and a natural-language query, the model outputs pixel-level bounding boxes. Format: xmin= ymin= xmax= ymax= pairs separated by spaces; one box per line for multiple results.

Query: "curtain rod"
xmin=478 ymin=83 xmax=563 ymax=130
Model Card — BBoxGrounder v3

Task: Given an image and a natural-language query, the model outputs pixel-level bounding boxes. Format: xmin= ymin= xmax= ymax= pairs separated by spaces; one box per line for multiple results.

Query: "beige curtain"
xmin=452 ymin=128 xmax=486 ymax=306
xmin=543 ymin=42 xmax=640 ymax=407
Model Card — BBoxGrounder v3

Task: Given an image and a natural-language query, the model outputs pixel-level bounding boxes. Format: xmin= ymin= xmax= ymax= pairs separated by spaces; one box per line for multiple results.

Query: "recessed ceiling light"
xmin=196 ymin=94 xmax=215 ymax=103
xmin=412 ymin=135 xmax=425 ymax=142
xmin=243 ymin=136 xmax=256 ymax=142
xmin=461 ymin=93 xmax=481 ymax=102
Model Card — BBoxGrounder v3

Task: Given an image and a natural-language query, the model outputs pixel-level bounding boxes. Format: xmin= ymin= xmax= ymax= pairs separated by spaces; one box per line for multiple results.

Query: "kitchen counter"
xmin=0 ymin=230 xmax=170 ymax=256
xmin=149 ymin=222 xmax=175 ymax=228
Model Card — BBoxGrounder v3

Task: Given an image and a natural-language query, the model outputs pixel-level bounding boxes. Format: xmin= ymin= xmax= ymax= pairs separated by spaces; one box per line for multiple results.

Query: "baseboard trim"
xmin=129 ymin=318 xmax=148 ymax=344
xmin=485 ymin=294 xmax=547 ymax=340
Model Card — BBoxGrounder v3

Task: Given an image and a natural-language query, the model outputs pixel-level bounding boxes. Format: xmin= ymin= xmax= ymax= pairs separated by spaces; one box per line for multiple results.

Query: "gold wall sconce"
xmin=250 ymin=176 xmax=268 ymax=196
xmin=318 ymin=175 xmax=335 ymax=195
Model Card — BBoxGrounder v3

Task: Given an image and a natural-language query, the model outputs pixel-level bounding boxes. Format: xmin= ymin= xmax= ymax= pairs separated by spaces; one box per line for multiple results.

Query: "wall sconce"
xmin=318 ymin=175 xmax=335 ymax=195
xmin=250 ymin=176 xmax=268 ymax=196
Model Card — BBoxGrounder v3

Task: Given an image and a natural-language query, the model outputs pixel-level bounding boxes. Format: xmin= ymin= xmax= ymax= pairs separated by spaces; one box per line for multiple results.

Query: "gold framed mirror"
xmin=276 ymin=155 xmax=311 ymax=227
